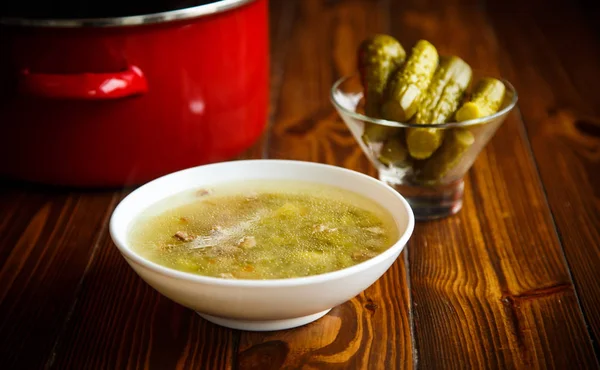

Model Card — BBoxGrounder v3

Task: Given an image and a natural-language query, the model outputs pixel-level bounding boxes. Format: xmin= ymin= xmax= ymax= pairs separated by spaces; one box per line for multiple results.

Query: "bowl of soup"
xmin=109 ymin=160 xmax=414 ymax=331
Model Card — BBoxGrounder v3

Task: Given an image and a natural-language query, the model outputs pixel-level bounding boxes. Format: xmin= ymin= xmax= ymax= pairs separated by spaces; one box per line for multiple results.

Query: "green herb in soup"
xmin=128 ymin=180 xmax=398 ymax=280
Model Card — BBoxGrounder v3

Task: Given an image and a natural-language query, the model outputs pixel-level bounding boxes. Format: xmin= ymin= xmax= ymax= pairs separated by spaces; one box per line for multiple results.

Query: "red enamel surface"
xmin=0 ymin=0 xmax=269 ymax=187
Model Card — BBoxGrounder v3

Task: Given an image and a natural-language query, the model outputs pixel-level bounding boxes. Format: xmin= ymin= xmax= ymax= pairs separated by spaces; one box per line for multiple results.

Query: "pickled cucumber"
xmin=417 ymin=128 xmax=475 ymax=183
xmin=362 ymin=123 xmax=399 ymax=143
xmin=381 ymin=40 xmax=438 ymax=123
xmin=358 ymin=34 xmax=406 ymax=118
xmin=378 ymin=132 xmax=409 ymax=167
xmin=414 ymin=56 xmax=473 ymax=124
xmin=455 ymin=77 xmax=506 ymax=121
xmin=415 ymin=77 xmax=506 ymax=182
xmin=406 ymin=56 xmax=472 ymax=160
xmin=405 ymin=128 xmax=446 ymax=160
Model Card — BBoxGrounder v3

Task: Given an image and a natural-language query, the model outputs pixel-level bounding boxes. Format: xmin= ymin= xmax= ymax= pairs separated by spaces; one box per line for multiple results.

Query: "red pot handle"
xmin=18 ymin=65 xmax=148 ymax=100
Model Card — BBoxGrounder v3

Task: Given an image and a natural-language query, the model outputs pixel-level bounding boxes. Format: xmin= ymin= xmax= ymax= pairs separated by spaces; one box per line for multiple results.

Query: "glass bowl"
xmin=330 ymin=73 xmax=518 ymax=220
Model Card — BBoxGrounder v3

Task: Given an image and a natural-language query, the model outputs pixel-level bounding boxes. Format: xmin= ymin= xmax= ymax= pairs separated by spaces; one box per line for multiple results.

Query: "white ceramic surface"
xmin=109 ymin=160 xmax=415 ymax=331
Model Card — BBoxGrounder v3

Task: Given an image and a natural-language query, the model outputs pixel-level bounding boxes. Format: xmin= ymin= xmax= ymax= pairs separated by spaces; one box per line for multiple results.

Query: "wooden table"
xmin=2 ymin=0 xmax=600 ymax=369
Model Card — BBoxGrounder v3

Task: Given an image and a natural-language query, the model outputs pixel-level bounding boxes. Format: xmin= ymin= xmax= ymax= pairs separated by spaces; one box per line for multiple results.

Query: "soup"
xmin=128 ymin=180 xmax=399 ymax=279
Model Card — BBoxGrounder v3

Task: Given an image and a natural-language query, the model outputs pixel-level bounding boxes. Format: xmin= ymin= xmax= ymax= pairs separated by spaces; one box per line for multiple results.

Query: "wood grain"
xmin=238 ymin=266 xmax=413 ymax=369
xmin=47 ymin=218 xmax=236 ymax=370
xmin=388 ymin=0 xmax=599 ymax=368
xmin=238 ymin=1 xmax=415 ymax=369
xmin=486 ymin=0 xmax=600 ymax=350
xmin=266 ymin=0 xmax=385 ymax=173
xmin=237 ymin=0 xmax=294 ymax=161
xmin=0 ymin=183 xmax=118 ymax=370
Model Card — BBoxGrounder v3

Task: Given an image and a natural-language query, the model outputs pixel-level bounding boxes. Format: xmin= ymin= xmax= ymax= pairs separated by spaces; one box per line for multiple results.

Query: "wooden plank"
xmin=48 ymin=221 xmax=237 ymax=370
xmin=237 ymin=0 xmax=292 ymax=161
xmin=486 ymin=0 xmax=600 ymax=349
xmin=0 ymin=184 xmax=118 ymax=369
xmin=387 ymin=0 xmax=599 ymax=368
xmin=237 ymin=1 xmax=415 ymax=369
xmin=45 ymin=1 xmax=291 ymax=368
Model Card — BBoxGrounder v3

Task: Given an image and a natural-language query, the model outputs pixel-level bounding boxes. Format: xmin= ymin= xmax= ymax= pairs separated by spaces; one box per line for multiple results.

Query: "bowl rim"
xmin=109 ymin=159 xmax=415 ymax=288
xmin=330 ymin=73 xmax=519 ymax=129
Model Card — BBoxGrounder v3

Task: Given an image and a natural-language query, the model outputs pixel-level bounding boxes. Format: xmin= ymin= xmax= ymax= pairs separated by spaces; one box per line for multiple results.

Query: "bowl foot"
xmin=197 ymin=309 xmax=332 ymax=331
xmin=379 ymin=170 xmax=465 ymax=221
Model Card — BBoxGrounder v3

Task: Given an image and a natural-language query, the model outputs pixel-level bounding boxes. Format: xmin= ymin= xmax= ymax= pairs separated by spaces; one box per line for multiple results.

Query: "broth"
xmin=128 ymin=180 xmax=398 ymax=279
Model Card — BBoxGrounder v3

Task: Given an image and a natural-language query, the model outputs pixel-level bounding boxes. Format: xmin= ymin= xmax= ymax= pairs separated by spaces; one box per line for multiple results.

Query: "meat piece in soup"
xmin=128 ymin=180 xmax=399 ymax=280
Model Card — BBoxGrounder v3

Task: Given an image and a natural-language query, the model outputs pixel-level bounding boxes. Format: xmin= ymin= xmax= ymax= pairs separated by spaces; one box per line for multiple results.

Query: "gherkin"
xmin=414 ymin=56 xmax=473 ymax=124
xmin=357 ymin=34 xmax=406 ymax=143
xmin=416 ymin=77 xmax=506 ymax=183
xmin=455 ymin=77 xmax=506 ymax=121
xmin=362 ymin=124 xmax=400 ymax=144
xmin=416 ymin=128 xmax=475 ymax=183
xmin=406 ymin=56 xmax=472 ymax=160
xmin=378 ymin=131 xmax=410 ymax=167
xmin=381 ymin=40 xmax=438 ymax=123
xmin=357 ymin=34 xmax=406 ymax=118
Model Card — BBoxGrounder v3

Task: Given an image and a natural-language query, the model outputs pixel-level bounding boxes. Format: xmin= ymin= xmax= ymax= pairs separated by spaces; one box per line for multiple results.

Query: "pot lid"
xmin=0 ymin=0 xmax=254 ymax=27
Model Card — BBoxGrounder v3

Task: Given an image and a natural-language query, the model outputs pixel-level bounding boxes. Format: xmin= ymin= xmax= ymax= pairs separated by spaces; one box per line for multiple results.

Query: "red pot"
xmin=0 ymin=0 xmax=269 ymax=187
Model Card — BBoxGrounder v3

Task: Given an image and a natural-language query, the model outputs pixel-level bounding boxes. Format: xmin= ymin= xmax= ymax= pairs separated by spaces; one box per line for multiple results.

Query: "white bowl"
xmin=109 ymin=159 xmax=414 ymax=331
